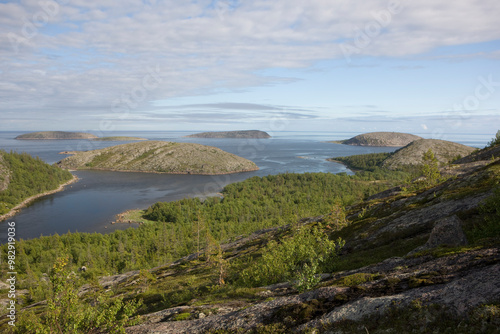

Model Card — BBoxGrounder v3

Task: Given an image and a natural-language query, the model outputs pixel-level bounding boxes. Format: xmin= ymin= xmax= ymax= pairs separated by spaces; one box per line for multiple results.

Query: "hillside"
xmin=56 ymin=141 xmax=259 ymax=175
xmin=15 ymin=131 xmax=98 ymax=140
xmin=186 ymin=130 xmax=271 ymax=139
xmin=0 ymin=150 xmax=74 ymax=218
xmin=125 ymin=150 xmax=500 ymax=333
xmin=3 ymin=143 xmax=499 ymax=333
xmin=336 ymin=132 xmax=422 ymax=147
xmin=382 ymin=139 xmax=476 ymax=170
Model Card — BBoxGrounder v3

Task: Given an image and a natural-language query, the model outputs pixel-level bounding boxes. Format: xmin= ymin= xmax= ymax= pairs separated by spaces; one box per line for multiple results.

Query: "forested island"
xmin=56 ymin=140 xmax=259 ymax=174
xmin=186 ymin=130 xmax=271 ymax=139
xmin=1 ymin=132 xmax=499 ymax=333
xmin=0 ymin=150 xmax=75 ymax=218
xmin=333 ymin=132 xmax=422 ymax=147
xmin=15 ymin=131 xmax=98 ymax=140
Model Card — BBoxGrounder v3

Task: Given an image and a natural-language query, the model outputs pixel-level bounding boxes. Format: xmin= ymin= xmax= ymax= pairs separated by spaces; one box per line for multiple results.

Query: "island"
xmin=56 ymin=140 xmax=259 ymax=175
xmin=186 ymin=130 xmax=271 ymax=139
xmin=381 ymin=139 xmax=476 ymax=170
xmin=92 ymin=136 xmax=148 ymax=141
xmin=15 ymin=131 xmax=98 ymax=140
xmin=333 ymin=132 xmax=422 ymax=147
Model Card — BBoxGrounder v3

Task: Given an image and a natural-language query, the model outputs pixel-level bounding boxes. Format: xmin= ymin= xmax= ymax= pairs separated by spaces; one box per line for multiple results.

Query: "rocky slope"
xmin=336 ymin=132 xmax=422 ymax=147
xmin=15 ymin=131 xmax=98 ymax=140
xmin=56 ymin=141 xmax=259 ymax=175
xmin=120 ymin=148 xmax=499 ymax=333
xmin=382 ymin=139 xmax=476 ymax=170
xmin=186 ymin=130 xmax=271 ymax=139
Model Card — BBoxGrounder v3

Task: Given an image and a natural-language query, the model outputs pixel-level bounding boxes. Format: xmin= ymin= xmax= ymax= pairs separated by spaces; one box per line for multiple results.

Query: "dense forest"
xmin=331 ymin=152 xmax=391 ymax=171
xmin=0 ymin=170 xmax=414 ymax=298
xmin=0 ymin=151 xmax=73 ymax=215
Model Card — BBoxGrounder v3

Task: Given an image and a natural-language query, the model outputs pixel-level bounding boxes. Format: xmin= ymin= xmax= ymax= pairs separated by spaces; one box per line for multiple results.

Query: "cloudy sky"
xmin=1 ymin=0 xmax=499 ymax=136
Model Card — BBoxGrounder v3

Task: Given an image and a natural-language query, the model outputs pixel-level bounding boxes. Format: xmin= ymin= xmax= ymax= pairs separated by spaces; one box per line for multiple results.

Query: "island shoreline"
xmin=0 ymin=174 xmax=79 ymax=222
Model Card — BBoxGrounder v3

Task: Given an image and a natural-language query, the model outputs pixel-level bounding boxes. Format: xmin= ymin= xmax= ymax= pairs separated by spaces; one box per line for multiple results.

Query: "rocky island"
xmin=334 ymin=132 xmax=422 ymax=147
xmin=186 ymin=130 xmax=271 ymax=139
xmin=56 ymin=140 xmax=259 ymax=175
xmin=15 ymin=131 xmax=98 ymax=140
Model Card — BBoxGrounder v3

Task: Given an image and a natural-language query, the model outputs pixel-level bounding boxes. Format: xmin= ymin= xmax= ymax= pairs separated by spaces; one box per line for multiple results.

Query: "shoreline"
xmin=0 ymin=174 xmax=79 ymax=222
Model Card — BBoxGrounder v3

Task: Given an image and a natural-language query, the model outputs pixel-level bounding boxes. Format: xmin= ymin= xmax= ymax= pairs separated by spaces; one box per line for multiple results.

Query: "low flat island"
xmin=186 ymin=130 xmax=271 ymax=139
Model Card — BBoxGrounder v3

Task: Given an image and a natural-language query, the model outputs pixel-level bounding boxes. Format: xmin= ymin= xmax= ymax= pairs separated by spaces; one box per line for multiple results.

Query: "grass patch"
xmin=330 ymin=273 xmax=383 ymax=287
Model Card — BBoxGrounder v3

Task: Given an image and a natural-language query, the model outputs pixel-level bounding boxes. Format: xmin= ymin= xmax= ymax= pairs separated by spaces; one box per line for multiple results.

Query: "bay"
xmin=0 ymin=130 xmax=490 ymax=241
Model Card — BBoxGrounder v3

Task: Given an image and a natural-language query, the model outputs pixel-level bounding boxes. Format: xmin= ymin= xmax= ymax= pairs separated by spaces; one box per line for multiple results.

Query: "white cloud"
xmin=0 ymin=0 xmax=499 ymax=128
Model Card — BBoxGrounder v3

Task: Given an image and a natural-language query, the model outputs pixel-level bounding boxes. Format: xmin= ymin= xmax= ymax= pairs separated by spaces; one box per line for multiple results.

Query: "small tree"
xmin=421 ymin=149 xmax=441 ymax=186
xmin=15 ymin=256 xmax=142 ymax=334
xmin=487 ymin=130 xmax=500 ymax=148
xmin=239 ymin=226 xmax=344 ymax=291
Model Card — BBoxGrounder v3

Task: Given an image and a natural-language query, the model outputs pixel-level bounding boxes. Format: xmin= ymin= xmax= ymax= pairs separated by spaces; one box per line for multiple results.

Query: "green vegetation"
xmin=420 ymin=149 xmax=442 ymax=186
xmin=331 ymin=152 xmax=391 ymax=171
xmin=488 ymin=130 xmax=500 ymax=148
xmin=1 ymin=172 xmax=394 ymax=285
xmin=0 ymin=151 xmax=73 ymax=215
xmin=2 ymin=145 xmax=499 ymax=333
xmin=14 ymin=256 xmax=141 ymax=334
xmin=238 ymin=226 xmax=344 ymax=291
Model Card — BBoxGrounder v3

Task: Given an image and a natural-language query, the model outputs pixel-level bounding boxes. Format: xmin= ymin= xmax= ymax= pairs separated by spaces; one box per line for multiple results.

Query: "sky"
xmin=0 ymin=0 xmax=499 ymax=136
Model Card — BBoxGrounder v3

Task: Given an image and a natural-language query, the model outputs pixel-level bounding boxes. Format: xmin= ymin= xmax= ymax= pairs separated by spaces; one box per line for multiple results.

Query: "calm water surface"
xmin=0 ymin=130 xmax=490 ymax=241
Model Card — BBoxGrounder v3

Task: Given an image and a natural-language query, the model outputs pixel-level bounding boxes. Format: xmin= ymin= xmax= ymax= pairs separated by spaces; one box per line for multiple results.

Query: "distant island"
xmin=186 ymin=130 xmax=271 ymax=139
xmin=382 ymin=139 xmax=476 ymax=170
xmin=333 ymin=132 xmax=422 ymax=147
xmin=56 ymin=141 xmax=259 ymax=175
xmin=93 ymin=136 xmax=148 ymax=141
xmin=15 ymin=131 xmax=98 ymax=140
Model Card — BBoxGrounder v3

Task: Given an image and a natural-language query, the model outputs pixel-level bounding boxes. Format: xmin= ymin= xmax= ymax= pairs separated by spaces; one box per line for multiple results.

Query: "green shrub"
xmin=238 ymin=226 xmax=344 ymax=290
xmin=487 ymin=130 xmax=500 ymax=148
xmin=14 ymin=256 xmax=142 ymax=334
